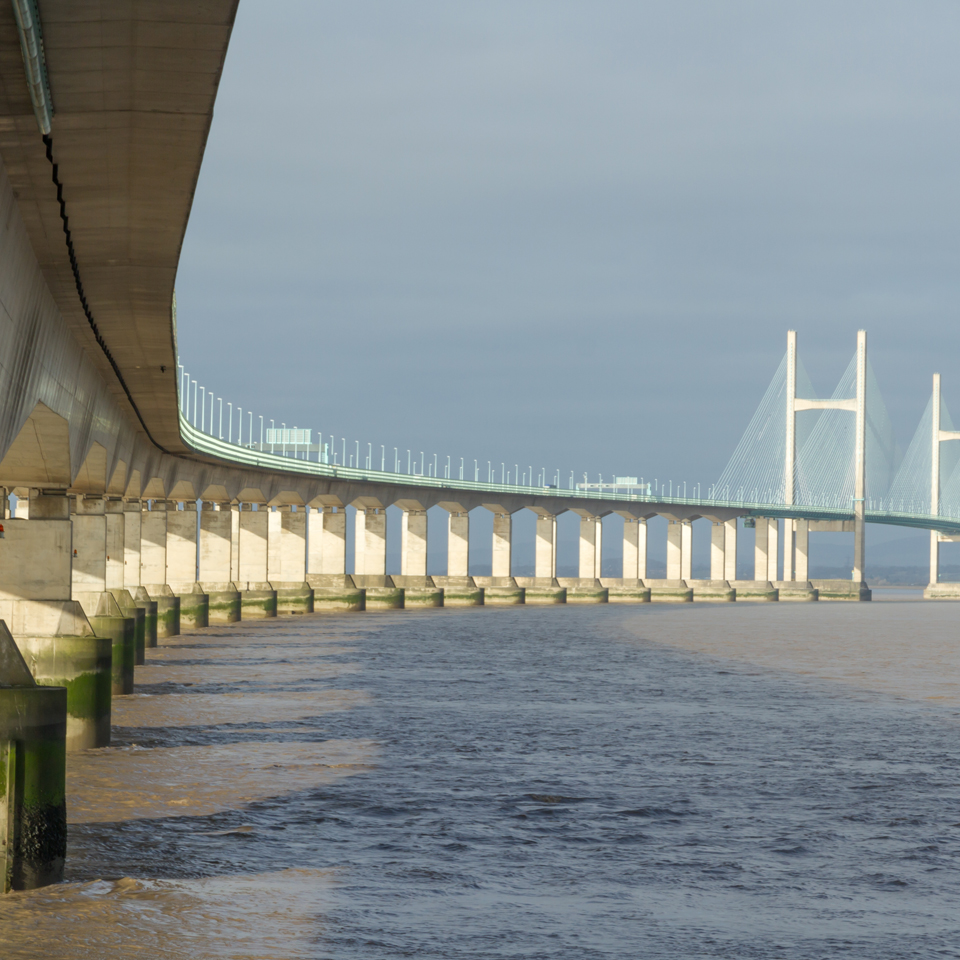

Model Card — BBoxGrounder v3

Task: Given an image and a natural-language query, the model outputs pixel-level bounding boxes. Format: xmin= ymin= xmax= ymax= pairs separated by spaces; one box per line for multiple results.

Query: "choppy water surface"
xmin=5 ymin=602 xmax=960 ymax=958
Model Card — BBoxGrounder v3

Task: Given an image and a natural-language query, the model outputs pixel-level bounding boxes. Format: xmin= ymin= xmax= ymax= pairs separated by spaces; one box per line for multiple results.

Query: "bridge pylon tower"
xmin=784 ymin=329 xmax=867 ymax=582
xmin=928 ymin=373 xmax=960 ymax=588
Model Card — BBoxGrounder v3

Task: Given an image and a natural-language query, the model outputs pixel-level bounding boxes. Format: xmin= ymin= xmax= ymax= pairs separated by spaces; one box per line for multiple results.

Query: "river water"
xmin=3 ymin=601 xmax=960 ymax=958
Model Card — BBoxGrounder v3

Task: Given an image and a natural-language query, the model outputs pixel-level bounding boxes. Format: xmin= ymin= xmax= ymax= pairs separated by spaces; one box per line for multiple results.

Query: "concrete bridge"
xmin=1 ymin=2 xmax=959 ymax=893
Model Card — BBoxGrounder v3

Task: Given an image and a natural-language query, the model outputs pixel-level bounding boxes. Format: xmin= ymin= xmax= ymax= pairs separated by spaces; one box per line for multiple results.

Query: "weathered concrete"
xmin=311 ymin=507 xmax=346 ymax=575
xmin=70 ymin=496 xmax=106 ymax=619
xmin=923 ymin=582 xmax=960 ymax=599
xmin=666 ymin=522 xmax=683 ymax=581
xmin=557 ymin=577 xmax=607 ymax=604
xmin=775 ymin=580 xmax=818 ymax=601
xmin=274 ymin=582 xmax=315 ymax=616
xmin=811 ymin=579 xmax=871 ymax=601
xmin=432 ymin=576 xmax=483 ymax=606
xmin=731 ymin=580 xmax=779 ymax=602
xmin=794 ymin=519 xmax=809 ymax=582
xmin=306 ymin=574 xmax=366 ymax=613
xmin=133 ymin=586 xmax=158 ymax=647
xmin=144 ymin=584 xmax=181 ymax=638
xmin=392 ymin=576 xmax=443 ymax=608
xmin=533 ymin=513 xmax=557 ymax=579
xmin=267 ymin=504 xmax=313 ymax=614
xmin=352 ymin=575 xmax=403 ymax=610
xmin=88 ymin=593 xmax=135 ymax=696
xmin=109 ymin=589 xmax=146 ymax=665
xmin=689 ymin=579 xmax=736 ymax=602
xmin=237 ymin=505 xmax=273 ymax=617
xmin=167 ymin=502 xmax=208 ymax=628
xmin=473 ymin=576 xmax=524 ymax=605
xmin=12 ymin=610 xmax=111 ymax=753
xmin=599 ymin=578 xmax=651 ymax=603
xmin=202 ymin=582 xmax=242 ymax=622
xmin=400 ymin=510 xmax=428 ymax=577
xmin=355 ymin=508 xmax=387 ymax=577
xmin=0 ymin=636 xmax=67 ymax=892
xmin=577 ymin=514 xmax=603 ymax=579
xmin=237 ymin=582 xmax=277 ymax=619
xmin=723 ymin=518 xmax=738 ymax=582
xmin=491 ymin=513 xmax=512 ymax=578
xmin=620 ymin=518 xmax=647 ymax=581
xmin=516 ymin=577 xmax=566 ymax=604
xmin=445 ymin=512 xmax=470 ymax=578
xmin=123 ymin=501 xmax=142 ymax=590
xmin=646 ymin=579 xmax=693 ymax=603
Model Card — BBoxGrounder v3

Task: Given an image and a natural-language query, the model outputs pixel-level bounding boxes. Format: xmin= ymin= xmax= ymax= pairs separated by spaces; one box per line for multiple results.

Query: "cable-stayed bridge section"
xmin=0 ymin=2 xmax=958 ymax=893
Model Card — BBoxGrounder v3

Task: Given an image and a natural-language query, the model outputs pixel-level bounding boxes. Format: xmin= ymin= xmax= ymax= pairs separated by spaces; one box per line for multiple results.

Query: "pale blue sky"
xmin=176 ymin=0 xmax=960 ymax=493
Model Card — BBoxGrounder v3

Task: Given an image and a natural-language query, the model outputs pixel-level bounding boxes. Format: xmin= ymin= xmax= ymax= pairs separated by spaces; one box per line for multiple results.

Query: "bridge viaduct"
xmin=0 ymin=2 xmax=956 ymax=893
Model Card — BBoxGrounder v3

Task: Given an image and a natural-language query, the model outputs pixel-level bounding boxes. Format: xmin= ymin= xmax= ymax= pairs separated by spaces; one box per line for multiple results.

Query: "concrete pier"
xmin=473 ymin=576 xmax=524 ymax=604
xmin=392 ymin=575 xmax=443 ymax=608
xmin=200 ymin=502 xmax=241 ymax=622
xmin=516 ymin=577 xmax=567 ymax=604
xmin=0 ymin=625 xmax=67 ymax=892
xmin=306 ymin=574 xmax=366 ymax=612
xmin=620 ymin=516 xmax=647 ymax=580
xmin=491 ymin=512 xmax=512 ymax=578
xmin=269 ymin=506 xmax=313 ymax=615
xmin=352 ymin=575 xmax=403 ymax=610
xmin=141 ymin=502 xmax=181 ymax=636
xmin=646 ymin=579 xmax=693 ymax=602
xmin=109 ymin=589 xmax=146 ymax=665
xmin=690 ymin=579 xmax=736 ymax=602
xmin=794 ymin=519 xmax=809 ymax=582
xmin=775 ymin=580 xmax=819 ymax=601
xmin=309 ymin=506 xmax=347 ymax=575
xmin=399 ymin=508 xmax=428 ymax=577
xmin=355 ymin=507 xmax=388 ymax=577
xmin=432 ymin=576 xmax=483 ymax=606
xmin=666 ymin=522 xmax=683 ymax=580
xmin=557 ymin=577 xmax=608 ymax=604
xmin=600 ymin=578 xmax=651 ymax=602
xmin=534 ymin=512 xmax=557 ymax=579
xmin=723 ymin=518 xmax=738 ymax=581
xmin=811 ymin=579 xmax=871 ymax=601
xmin=89 ymin=592 xmax=135 ymax=696
xmin=577 ymin=513 xmax=603 ymax=579
xmin=238 ymin=504 xmax=277 ymax=618
xmin=0 ymin=494 xmax=112 ymax=750
xmin=445 ymin=510 xmax=470 ymax=578
xmin=167 ymin=502 xmax=209 ymax=628
xmin=731 ymin=580 xmax=779 ymax=601
xmin=70 ymin=495 xmax=107 ymax=618
xmin=123 ymin=500 xmax=142 ymax=591
xmin=133 ymin=586 xmax=159 ymax=647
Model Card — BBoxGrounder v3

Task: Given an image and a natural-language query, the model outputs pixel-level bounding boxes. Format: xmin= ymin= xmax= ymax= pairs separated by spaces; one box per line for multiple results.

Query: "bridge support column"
xmin=723 ymin=518 xmax=737 ymax=580
xmin=269 ymin=506 xmax=312 ymax=614
xmin=0 ymin=629 xmax=68 ymax=892
xmin=0 ymin=492 xmax=112 ymax=751
xmin=105 ymin=499 xmax=125 ymax=594
xmin=401 ymin=510 xmax=428 ymax=577
xmin=710 ymin=522 xmax=725 ymax=579
xmin=622 ymin=518 xmax=645 ymax=579
xmin=680 ymin=521 xmax=692 ymax=580
xmin=167 ymin=502 xmax=208 ymax=629
xmin=782 ymin=519 xmax=795 ymax=581
xmin=492 ymin=513 xmax=512 ymax=577
xmin=578 ymin=515 xmax=602 ymax=579
xmin=70 ymin=496 xmax=106 ymax=619
xmin=666 ymin=521 xmax=682 ymax=580
xmin=754 ymin=518 xmax=769 ymax=581
xmin=447 ymin=512 xmax=470 ymax=577
xmin=355 ymin=508 xmax=387 ymax=576
xmin=199 ymin=503 xmax=241 ymax=623
xmin=238 ymin=504 xmax=276 ymax=618
xmin=315 ymin=506 xmax=346 ymax=574
xmin=141 ymin=501 xmax=180 ymax=637
xmin=767 ymin=519 xmax=779 ymax=582
xmin=123 ymin=500 xmax=141 ymax=590
xmin=795 ymin=519 xmax=809 ymax=581
xmin=535 ymin=514 xmax=557 ymax=579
